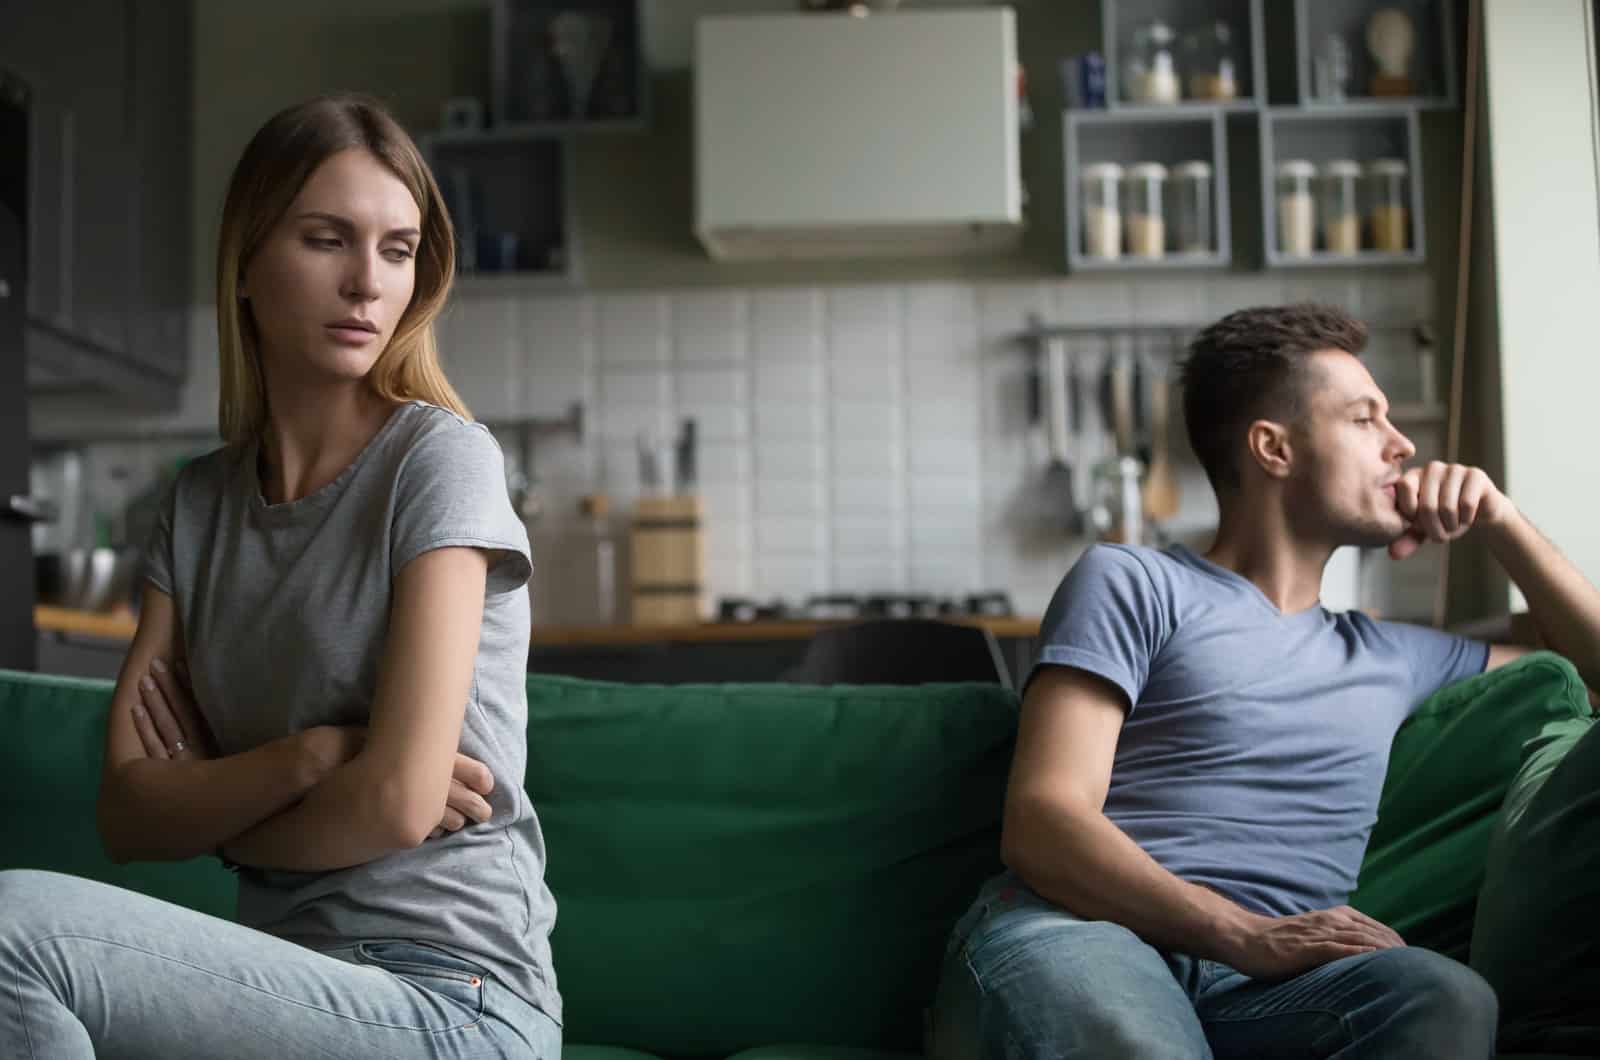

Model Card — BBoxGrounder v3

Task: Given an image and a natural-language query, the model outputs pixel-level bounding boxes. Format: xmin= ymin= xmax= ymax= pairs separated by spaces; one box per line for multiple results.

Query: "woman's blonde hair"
xmin=215 ymin=93 xmax=469 ymax=445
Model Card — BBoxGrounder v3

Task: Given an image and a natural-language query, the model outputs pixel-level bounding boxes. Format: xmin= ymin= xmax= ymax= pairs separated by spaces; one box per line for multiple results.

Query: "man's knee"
xmin=1375 ymin=948 xmax=1499 ymax=1055
xmin=947 ymin=916 xmax=1207 ymax=1060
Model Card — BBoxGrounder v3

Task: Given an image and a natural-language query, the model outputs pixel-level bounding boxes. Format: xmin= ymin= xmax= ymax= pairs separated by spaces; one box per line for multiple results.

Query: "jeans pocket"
xmin=354 ymin=940 xmax=488 ymax=1021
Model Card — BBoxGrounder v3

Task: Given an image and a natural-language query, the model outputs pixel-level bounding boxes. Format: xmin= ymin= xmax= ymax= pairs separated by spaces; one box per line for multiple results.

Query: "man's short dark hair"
xmin=1177 ymin=303 xmax=1368 ymax=493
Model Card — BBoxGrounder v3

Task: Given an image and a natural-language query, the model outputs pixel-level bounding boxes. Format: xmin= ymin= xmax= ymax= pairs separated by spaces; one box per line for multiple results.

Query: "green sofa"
xmin=0 ymin=656 xmax=1591 ymax=1059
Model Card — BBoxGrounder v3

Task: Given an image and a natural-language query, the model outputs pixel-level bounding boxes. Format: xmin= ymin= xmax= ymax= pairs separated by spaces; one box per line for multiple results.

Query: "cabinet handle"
xmin=3 ymin=495 xmax=57 ymax=524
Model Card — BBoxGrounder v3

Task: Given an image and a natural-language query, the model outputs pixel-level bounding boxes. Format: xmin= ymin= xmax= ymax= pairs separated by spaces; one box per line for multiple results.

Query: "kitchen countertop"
xmin=34 ymin=605 xmax=1041 ymax=647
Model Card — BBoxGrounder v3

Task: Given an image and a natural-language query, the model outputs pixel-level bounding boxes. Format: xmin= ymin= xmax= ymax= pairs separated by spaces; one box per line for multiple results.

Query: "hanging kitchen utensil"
xmin=1038 ymin=334 xmax=1082 ymax=534
xmin=1110 ymin=340 xmax=1137 ymax=459
xmin=1140 ymin=343 xmax=1181 ymax=524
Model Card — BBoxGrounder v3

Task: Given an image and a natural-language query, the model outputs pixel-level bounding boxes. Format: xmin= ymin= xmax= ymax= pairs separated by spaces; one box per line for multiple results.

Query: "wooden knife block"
xmin=629 ymin=496 xmax=704 ymax=625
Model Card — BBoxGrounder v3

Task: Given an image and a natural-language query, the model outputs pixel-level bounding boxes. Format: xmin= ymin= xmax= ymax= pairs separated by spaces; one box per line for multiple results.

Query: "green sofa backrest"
xmin=0 ymin=668 xmax=238 ymax=918
xmin=2 ymin=654 xmax=1589 ymax=1058
xmin=524 ymin=676 xmax=1017 ymax=1057
xmin=0 ymin=669 xmax=1017 ymax=1057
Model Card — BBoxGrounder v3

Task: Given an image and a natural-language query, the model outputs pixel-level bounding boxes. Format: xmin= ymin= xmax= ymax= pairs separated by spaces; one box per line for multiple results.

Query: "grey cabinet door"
xmin=0 ymin=6 xmax=68 ymax=328
xmin=126 ymin=0 xmax=191 ymax=381
xmin=61 ymin=0 xmax=133 ymax=360
xmin=2 ymin=0 xmax=190 ymax=395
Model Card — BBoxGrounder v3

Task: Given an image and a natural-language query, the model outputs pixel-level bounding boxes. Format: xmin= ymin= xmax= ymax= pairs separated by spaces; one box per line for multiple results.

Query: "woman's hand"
xmin=131 ymin=657 xmax=216 ymax=761
xmin=429 ymin=754 xmax=496 ymax=839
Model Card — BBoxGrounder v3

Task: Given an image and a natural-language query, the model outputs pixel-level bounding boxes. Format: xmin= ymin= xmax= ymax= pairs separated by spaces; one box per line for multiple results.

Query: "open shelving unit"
xmin=1260 ymin=105 xmax=1424 ymax=267
xmin=1065 ymin=0 xmax=1452 ymax=272
xmin=1064 ymin=108 xmax=1231 ymax=271
xmin=421 ymin=129 xmax=580 ymax=288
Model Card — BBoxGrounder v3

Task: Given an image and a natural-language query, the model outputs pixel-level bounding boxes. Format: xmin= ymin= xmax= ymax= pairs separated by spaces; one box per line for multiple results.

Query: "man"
xmin=928 ymin=304 xmax=1600 ymax=1059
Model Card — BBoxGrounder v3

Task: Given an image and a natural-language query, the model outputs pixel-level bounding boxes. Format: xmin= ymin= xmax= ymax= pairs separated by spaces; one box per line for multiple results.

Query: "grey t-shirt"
xmin=143 ymin=399 xmax=559 ymax=1022
xmin=1029 ymin=543 xmax=1488 ymax=917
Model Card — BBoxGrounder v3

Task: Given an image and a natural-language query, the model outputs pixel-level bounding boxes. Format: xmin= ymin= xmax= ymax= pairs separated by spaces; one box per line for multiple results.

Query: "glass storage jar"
xmin=1181 ymin=20 xmax=1239 ymax=101
xmin=1275 ymin=159 xmax=1316 ymax=257
xmin=1124 ymin=162 xmax=1169 ymax=259
xmin=1171 ymin=160 xmax=1213 ymax=255
xmin=1320 ymin=159 xmax=1362 ymax=255
xmin=1081 ymin=162 xmax=1124 ymax=260
xmin=1124 ymin=19 xmax=1180 ymax=104
xmin=1366 ymin=158 xmax=1410 ymax=252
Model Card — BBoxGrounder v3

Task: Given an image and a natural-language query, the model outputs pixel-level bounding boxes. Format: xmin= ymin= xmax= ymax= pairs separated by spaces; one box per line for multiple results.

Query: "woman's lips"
xmin=326 ymin=324 xmax=377 ymax=345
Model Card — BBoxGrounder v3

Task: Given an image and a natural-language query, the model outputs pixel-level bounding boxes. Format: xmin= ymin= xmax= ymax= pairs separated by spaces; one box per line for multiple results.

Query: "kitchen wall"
xmin=35 ymin=0 xmax=1464 ymax=624
xmin=50 ymin=266 xmax=1445 ymax=624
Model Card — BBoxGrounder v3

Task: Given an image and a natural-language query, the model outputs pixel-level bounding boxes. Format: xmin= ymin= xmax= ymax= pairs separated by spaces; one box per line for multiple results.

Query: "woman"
xmin=0 ymin=94 xmax=561 ymax=1058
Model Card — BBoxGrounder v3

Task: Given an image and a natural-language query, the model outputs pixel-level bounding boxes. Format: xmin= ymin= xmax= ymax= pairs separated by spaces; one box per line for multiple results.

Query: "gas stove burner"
xmin=714 ymin=590 xmax=1015 ymax=624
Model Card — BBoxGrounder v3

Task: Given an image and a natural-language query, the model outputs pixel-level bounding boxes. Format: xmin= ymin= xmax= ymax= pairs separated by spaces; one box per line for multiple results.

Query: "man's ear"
xmin=1246 ymin=419 xmax=1293 ymax=480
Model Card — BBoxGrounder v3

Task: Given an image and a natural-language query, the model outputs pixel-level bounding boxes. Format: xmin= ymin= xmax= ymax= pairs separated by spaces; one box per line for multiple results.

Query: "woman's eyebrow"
xmin=295 ymin=211 xmax=420 ymax=240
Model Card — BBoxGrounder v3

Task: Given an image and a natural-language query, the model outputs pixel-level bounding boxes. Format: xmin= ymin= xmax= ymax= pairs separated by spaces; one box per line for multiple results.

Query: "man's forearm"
xmin=98 ymin=736 xmax=316 ymax=864
xmin=1004 ymin=798 xmax=1261 ymax=963
xmin=222 ymin=755 xmax=411 ymax=873
xmin=1487 ymin=510 xmax=1600 ymax=689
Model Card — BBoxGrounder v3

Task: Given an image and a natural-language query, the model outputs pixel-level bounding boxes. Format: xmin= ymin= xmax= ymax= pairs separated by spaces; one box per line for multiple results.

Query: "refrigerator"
xmin=0 ymin=70 xmax=38 ymax=670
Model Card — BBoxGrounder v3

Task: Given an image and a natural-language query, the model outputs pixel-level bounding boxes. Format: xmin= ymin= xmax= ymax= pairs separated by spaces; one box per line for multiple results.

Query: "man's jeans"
xmin=928 ymin=871 xmax=1498 ymax=1060
xmin=0 ymin=869 xmax=562 ymax=1059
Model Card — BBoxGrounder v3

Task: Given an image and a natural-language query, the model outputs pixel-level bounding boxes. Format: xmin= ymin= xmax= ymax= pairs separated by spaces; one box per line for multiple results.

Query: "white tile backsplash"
xmin=60 ymin=272 xmax=1436 ymax=623
xmin=753 ymin=361 xmax=824 ymax=402
xmin=672 ymin=290 xmax=748 ymax=364
xmin=751 ymin=289 xmax=822 ymax=361
xmin=830 ymin=402 xmax=900 ymax=442
xmin=522 ymin=294 xmax=593 ymax=376
xmin=598 ymin=294 xmax=670 ymax=366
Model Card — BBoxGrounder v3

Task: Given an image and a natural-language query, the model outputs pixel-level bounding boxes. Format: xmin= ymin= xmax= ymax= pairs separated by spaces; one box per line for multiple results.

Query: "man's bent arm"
xmin=1002 ymin=666 xmax=1264 ymax=963
xmin=1485 ymin=509 xmax=1600 ymax=692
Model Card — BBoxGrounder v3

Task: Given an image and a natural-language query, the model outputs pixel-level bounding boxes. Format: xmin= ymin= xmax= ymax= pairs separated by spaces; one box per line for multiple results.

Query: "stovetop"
xmin=715 ymin=591 xmax=1014 ymax=623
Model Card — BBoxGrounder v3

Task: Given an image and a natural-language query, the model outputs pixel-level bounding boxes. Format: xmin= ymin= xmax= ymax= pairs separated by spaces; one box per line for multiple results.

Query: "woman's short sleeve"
xmin=390 ymin=423 xmax=533 ymax=595
xmin=141 ymin=477 xmax=178 ymax=597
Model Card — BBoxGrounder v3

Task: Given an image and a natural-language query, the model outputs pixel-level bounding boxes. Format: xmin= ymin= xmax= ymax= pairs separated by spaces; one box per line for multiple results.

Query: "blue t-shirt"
xmin=1030 ymin=543 xmax=1489 ymax=917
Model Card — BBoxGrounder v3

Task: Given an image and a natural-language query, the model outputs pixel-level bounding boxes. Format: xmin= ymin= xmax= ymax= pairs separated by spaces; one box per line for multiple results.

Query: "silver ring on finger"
xmin=171 ymin=739 xmax=187 ymax=753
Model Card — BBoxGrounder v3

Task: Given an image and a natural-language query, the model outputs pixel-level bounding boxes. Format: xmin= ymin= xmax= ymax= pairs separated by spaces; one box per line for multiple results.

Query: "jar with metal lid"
xmin=1081 ymin=162 xmax=1124 ymax=260
xmin=1171 ymin=160 xmax=1213 ymax=255
xmin=1276 ymin=159 xmax=1316 ymax=257
xmin=1123 ymin=162 xmax=1169 ymax=258
xmin=1366 ymin=158 xmax=1410 ymax=252
xmin=1124 ymin=19 xmax=1180 ymax=104
xmin=1320 ymin=159 xmax=1362 ymax=255
xmin=1181 ymin=20 xmax=1239 ymax=101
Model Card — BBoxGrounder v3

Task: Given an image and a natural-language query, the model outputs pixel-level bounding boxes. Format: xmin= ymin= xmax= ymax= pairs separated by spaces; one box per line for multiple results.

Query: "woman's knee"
xmin=0 ymin=870 xmax=112 ymax=942
xmin=0 ymin=869 xmax=74 ymax=917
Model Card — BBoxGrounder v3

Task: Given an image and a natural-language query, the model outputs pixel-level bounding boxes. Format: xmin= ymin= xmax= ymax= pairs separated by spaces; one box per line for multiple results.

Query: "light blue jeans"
xmin=928 ymin=871 xmax=1498 ymax=1060
xmin=0 ymin=869 xmax=562 ymax=1059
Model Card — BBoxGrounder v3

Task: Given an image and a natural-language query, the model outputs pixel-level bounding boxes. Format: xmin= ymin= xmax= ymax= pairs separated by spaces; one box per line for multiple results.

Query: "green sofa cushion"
xmin=0 ymin=668 xmax=237 ymax=918
xmin=525 ymin=676 xmax=1016 ymax=1059
xmin=563 ymin=1046 xmax=667 ymax=1060
xmin=723 ymin=1046 xmax=919 ymax=1060
xmin=1470 ymin=710 xmax=1598 ymax=1056
xmin=1348 ymin=652 xmax=1592 ymax=958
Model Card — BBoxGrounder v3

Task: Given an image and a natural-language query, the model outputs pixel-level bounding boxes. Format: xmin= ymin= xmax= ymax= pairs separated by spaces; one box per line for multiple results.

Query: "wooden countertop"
xmin=34 ymin=605 xmax=1041 ymax=647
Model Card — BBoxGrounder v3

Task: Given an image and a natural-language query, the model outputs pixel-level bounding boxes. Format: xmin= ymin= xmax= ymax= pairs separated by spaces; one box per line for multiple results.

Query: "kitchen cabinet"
xmin=1 ymin=0 xmax=191 ymax=407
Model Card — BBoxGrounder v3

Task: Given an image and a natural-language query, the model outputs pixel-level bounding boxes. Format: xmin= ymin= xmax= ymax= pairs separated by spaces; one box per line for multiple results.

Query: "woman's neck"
xmin=257 ymin=381 xmax=398 ymax=506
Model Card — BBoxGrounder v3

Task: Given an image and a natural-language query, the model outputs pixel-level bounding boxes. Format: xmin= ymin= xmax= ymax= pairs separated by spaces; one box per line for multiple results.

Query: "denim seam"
xmin=1203 ymin=1005 xmax=1352 ymax=1041
xmin=21 ymin=933 xmax=483 ymax=1036
xmin=11 ymin=960 xmax=37 ymax=1060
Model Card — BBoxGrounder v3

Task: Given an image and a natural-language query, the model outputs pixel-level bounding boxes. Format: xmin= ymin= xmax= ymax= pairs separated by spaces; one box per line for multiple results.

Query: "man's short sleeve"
xmin=1026 ymin=544 xmax=1171 ymax=711
xmin=1377 ymin=618 xmax=1490 ymax=709
xmin=391 ymin=423 xmax=533 ymax=595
